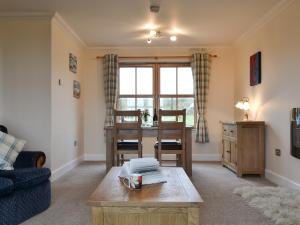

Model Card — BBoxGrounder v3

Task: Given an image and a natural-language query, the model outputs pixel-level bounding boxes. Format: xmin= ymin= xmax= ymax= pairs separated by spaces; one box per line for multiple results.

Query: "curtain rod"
xmin=96 ymin=54 xmax=217 ymax=60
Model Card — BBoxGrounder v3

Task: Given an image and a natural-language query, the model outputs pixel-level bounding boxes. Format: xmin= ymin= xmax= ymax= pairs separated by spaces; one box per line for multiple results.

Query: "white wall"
xmin=234 ymin=0 xmax=300 ymax=188
xmin=50 ymin=17 xmax=85 ymax=172
xmin=0 ymin=19 xmax=52 ymax=167
xmin=84 ymin=47 xmax=235 ymax=160
xmin=0 ymin=16 xmax=85 ymax=173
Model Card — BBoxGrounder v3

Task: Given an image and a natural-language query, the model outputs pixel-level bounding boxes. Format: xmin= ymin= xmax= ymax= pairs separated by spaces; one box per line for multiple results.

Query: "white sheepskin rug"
xmin=234 ymin=186 xmax=300 ymax=225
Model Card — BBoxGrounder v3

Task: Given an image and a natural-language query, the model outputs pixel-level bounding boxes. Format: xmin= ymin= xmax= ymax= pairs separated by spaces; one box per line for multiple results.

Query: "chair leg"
xmin=181 ymin=152 xmax=186 ymax=171
xmin=121 ymin=154 xmax=124 ymax=166
xmin=177 ymin=154 xmax=182 ymax=167
xmin=158 ymin=151 xmax=162 ymax=166
xmin=116 ymin=153 xmax=120 ymax=166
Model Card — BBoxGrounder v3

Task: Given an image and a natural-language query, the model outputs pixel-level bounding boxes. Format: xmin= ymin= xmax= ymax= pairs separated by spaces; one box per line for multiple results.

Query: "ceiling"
xmin=0 ymin=0 xmax=281 ymax=47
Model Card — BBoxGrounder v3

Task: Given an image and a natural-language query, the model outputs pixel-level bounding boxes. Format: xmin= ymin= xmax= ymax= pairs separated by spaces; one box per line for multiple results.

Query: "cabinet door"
xmin=230 ymin=141 xmax=237 ymax=166
xmin=222 ymin=139 xmax=231 ymax=163
xmin=238 ymin=126 xmax=261 ymax=172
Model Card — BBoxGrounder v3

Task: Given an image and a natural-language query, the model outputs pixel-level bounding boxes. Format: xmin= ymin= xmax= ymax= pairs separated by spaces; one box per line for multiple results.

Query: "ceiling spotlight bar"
xmin=170 ymin=35 xmax=177 ymax=42
xmin=149 ymin=30 xmax=157 ymax=36
xmin=146 ymin=30 xmax=177 ymax=44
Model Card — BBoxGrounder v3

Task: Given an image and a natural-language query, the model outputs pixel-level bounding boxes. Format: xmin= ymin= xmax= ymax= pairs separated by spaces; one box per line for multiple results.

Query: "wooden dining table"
xmin=104 ymin=126 xmax=193 ymax=176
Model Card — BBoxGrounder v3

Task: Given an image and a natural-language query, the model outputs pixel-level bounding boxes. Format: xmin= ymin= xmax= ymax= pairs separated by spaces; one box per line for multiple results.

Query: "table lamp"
xmin=235 ymin=97 xmax=250 ymax=121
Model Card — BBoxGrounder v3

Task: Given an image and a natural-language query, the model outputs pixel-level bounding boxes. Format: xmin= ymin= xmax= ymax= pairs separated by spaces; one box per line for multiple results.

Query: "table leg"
xmin=105 ymin=129 xmax=113 ymax=173
xmin=185 ymin=129 xmax=192 ymax=177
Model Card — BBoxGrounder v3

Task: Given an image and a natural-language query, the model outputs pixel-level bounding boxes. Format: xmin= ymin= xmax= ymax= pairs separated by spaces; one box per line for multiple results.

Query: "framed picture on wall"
xmin=250 ymin=51 xmax=261 ymax=86
xmin=69 ymin=53 xmax=77 ymax=74
xmin=73 ymin=80 xmax=80 ymax=99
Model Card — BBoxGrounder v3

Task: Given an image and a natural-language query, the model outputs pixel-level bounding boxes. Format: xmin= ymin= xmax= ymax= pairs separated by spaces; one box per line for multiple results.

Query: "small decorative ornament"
xmin=250 ymin=51 xmax=261 ymax=86
xmin=69 ymin=53 xmax=77 ymax=74
xmin=73 ymin=80 xmax=80 ymax=99
xmin=141 ymin=109 xmax=150 ymax=123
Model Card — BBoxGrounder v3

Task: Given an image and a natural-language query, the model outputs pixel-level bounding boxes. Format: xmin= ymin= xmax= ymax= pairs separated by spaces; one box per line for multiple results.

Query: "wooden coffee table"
xmin=88 ymin=167 xmax=203 ymax=225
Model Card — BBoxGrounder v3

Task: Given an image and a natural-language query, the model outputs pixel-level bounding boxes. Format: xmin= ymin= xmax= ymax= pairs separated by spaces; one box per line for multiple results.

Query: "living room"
xmin=0 ymin=0 xmax=300 ymax=224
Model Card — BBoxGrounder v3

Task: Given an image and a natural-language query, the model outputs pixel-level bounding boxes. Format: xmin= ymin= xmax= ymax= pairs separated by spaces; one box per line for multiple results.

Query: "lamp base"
xmin=243 ymin=112 xmax=249 ymax=121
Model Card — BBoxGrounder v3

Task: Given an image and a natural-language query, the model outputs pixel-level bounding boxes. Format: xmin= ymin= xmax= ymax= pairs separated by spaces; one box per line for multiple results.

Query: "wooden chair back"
xmin=158 ymin=109 xmax=186 ymax=142
xmin=113 ymin=109 xmax=142 ymax=142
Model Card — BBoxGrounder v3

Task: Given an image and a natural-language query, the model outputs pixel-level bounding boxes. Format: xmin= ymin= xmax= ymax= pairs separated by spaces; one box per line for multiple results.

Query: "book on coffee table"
xmin=119 ymin=159 xmax=167 ymax=185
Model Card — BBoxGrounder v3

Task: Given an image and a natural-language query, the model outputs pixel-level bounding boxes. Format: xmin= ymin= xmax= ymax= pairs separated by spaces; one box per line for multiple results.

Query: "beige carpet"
xmin=22 ymin=162 xmax=274 ymax=225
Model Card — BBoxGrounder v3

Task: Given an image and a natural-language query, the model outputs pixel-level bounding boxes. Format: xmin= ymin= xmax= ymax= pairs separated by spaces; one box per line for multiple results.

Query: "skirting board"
xmin=51 ymin=155 xmax=83 ymax=182
xmin=83 ymin=153 xmax=221 ymax=162
xmin=265 ymin=169 xmax=300 ymax=191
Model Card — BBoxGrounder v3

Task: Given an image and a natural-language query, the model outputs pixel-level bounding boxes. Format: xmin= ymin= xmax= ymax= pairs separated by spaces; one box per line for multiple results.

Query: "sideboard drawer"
xmin=223 ymin=124 xmax=236 ymax=137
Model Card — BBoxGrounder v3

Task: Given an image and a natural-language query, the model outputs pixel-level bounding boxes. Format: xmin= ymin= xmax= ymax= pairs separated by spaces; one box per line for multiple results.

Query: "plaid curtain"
xmin=192 ymin=53 xmax=211 ymax=143
xmin=103 ymin=54 xmax=119 ymax=126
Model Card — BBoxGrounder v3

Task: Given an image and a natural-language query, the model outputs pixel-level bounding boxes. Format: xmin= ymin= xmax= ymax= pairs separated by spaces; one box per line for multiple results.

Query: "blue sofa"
xmin=0 ymin=126 xmax=51 ymax=225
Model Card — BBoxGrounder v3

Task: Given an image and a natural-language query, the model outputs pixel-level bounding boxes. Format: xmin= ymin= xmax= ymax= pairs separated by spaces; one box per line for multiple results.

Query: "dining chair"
xmin=113 ymin=109 xmax=143 ymax=166
xmin=154 ymin=109 xmax=186 ymax=169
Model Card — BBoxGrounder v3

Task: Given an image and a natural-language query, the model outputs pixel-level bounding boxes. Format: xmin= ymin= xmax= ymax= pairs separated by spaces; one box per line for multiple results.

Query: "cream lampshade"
xmin=235 ymin=97 xmax=250 ymax=120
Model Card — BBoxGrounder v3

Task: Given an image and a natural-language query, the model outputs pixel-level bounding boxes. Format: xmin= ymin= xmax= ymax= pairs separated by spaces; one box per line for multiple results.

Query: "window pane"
xmin=119 ymin=68 xmax=135 ymax=94
xmin=137 ymin=98 xmax=153 ymax=110
xmin=137 ymin=68 xmax=153 ymax=94
xmin=118 ymin=98 xmax=135 ymax=110
xmin=178 ymin=67 xmax=193 ymax=94
xmin=178 ymin=98 xmax=194 ymax=127
xmin=160 ymin=98 xmax=176 ymax=121
xmin=160 ymin=67 xmax=176 ymax=94
xmin=118 ymin=98 xmax=136 ymax=121
xmin=160 ymin=98 xmax=176 ymax=110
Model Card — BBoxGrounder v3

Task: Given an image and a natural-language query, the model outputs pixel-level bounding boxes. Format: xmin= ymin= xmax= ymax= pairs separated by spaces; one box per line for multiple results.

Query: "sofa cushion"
xmin=0 ymin=177 xmax=14 ymax=197
xmin=0 ymin=131 xmax=26 ymax=170
xmin=11 ymin=168 xmax=51 ymax=190
xmin=0 ymin=169 xmax=16 ymax=178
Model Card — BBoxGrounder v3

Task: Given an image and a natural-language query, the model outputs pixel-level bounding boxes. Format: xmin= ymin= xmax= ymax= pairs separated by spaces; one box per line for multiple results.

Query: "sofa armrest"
xmin=14 ymin=151 xmax=46 ymax=169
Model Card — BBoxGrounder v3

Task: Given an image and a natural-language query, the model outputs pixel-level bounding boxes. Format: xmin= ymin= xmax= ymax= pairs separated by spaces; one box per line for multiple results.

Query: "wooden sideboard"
xmin=221 ymin=121 xmax=265 ymax=177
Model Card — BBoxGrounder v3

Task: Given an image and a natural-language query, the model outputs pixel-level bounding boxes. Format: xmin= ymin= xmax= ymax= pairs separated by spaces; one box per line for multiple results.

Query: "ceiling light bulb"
xmin=149 ymin=30 xmax=157 ymax=36
xmin=170 ymin=35 xmax=177 ymax=42
xmin=147 ymin=38 xmax=152 ymax=44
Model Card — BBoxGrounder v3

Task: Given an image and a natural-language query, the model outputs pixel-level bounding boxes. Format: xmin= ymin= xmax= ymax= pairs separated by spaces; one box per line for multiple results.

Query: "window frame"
xmin=117 ymin=64 xmax=155 ymax=111
xmin=118 ymin=63 xmax=195 ymax=127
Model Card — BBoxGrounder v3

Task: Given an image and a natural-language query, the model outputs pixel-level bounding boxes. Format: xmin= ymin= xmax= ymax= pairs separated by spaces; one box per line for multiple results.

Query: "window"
xmin=159 ymin=66 xmax=194 ymax=127
xmin=118 ymin=66 xmax=154 ymax=122
xmin=118 ymin=64 xmax=194 ymax=127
